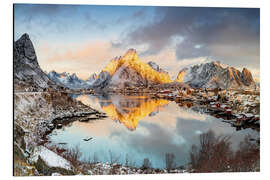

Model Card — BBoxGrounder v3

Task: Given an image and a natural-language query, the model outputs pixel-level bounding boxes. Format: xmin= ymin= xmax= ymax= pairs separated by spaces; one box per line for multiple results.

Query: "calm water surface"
xmin=48 ymin=94 xmax=259 ymax=168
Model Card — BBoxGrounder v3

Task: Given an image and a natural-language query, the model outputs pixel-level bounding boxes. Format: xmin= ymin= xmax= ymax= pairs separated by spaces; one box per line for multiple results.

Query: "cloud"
xmin=37 ymin=40 xmax=124 ymax=79
xmin=140 ymin=46 xmax=210 ymax=79
xmin=116 ymin=7 xmax=147 ymax=24
xmin=109 ymin=121 xmax=189 ymax=166
xmin=38 ymin=38 xmax=210 ymax=81
xmin=83 ymin=12 xmax=107 ymax=30
xmin=15 ymin=5 xmax=260 ymax=80
xmin=14 ymin=4 xmax=78 ymax=26
xmin=14 ymin=4 xmax=112 ymax=39
xmin=115 ymin=7 xmax=260 ymax=69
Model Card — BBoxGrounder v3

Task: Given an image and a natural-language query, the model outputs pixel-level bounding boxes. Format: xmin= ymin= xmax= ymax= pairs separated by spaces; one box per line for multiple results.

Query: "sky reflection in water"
xmin=48 ymin=94 xmax=258 ymax=168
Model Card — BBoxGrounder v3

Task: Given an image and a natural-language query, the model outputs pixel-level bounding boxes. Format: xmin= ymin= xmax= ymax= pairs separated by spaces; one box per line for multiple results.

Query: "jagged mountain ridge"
xmin=47 ymin=49 xmax=173 ymax=89
xmin=14 ymin=33 xmax=257 ymax=90
xmin=48 ymin=71 xmax=89 ymax=89
xmin=92 ymin=49 xmax=172 ymax=88
xmin=14 ymin=33 xmax=61 ymax=91
xmin=176 ymin=61 xmax=256 ymax=89
xmin=147 ymin=61 xmax=168 ymax=74
xmin=86 ymin=73 xmax=98 ymax=84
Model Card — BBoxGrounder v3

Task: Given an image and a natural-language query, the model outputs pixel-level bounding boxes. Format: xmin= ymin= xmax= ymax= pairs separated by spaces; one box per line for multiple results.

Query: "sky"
xmin=14 ymin=4 xmax=260 ymax=81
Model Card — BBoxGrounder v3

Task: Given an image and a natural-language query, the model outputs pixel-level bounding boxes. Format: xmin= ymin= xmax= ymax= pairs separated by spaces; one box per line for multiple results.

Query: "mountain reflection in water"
xmin=48 ymin=94 xmax=258 ymax=168
xmin=102 ymin=98 xmax=169 ymax=130
xmin=76 ymin=94 xmax=169 ymax=130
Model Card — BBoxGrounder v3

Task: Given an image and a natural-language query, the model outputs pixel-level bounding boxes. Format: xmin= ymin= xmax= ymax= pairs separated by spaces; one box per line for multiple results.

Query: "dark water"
xmin=47 ymin=94 xmax=259 ymax=168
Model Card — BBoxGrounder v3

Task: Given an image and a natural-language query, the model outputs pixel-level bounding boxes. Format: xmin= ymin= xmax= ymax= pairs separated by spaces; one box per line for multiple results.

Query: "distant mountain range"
xmin=47 ymin=71 xmax=89 ymax=89
xmin=55 ymin=48 xmax=173 ymax=89
xmin=14 ymin=34 xmax=257 ymax=91
xmin=175 ymin=61 xmax=256 ymax=89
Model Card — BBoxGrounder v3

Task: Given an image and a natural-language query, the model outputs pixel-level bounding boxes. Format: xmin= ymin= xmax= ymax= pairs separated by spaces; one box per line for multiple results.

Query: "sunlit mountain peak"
xmin=122 ymin=48 xmax=139 ymax=61
xmin=102 ymin=49 xmax=172 ymax=84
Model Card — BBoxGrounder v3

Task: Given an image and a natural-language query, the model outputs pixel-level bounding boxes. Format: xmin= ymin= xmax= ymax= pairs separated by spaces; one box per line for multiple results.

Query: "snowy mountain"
xmin=147 ymin=61 xmax=168 ymax=73
xmin=47 ymin=71 xmax=90 ymax=89
xmin=88 ymin=71 xmax=111 ymax=89
xmin=175 ymin=61 xmax=256 ymax=89
xmin=14 ymin=33 xmax=61 ymax=91
xmin=91 ymin=48 xmax=172 ymax=89
xmin=86 ymin=73 xmax=98 ymax=85
xmin=15 ymin=34 xmax=255 ymax=91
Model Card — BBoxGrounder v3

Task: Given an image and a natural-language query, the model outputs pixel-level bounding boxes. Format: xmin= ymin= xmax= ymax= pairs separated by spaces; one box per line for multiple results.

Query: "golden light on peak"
xmin=102 ymin=49 xmax=172 ymax=83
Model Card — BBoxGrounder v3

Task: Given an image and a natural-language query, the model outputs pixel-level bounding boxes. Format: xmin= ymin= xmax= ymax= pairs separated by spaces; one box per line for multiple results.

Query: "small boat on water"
xmin=83 ymin=137 xmax=93 ymax=141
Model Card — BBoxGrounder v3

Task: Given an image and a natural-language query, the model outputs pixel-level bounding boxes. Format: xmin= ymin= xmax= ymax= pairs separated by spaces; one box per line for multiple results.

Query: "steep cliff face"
xmin=14 ymin=33 xmax=60 ymax=91
xmin=241 ymin=68 xmax=255 ymax=86
xmin=175 ymin=61 xmax=256 ymax=89
xmin=147 ymin=61 xmax=168 ymax=74
xmin=176 ymin=68 xmax=188 ymax=83
xmin=109 ymin=65 xmax=147 ymax=87
xmin=91 ymin=71 xmax=111 ymax=89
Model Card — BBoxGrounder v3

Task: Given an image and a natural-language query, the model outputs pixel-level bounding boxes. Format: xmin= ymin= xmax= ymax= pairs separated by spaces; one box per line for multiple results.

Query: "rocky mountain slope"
xmin=14 ymin=33 xmax=61 ymax=91
xmin=90 ymin=49 xmax=172 ymax=89
xmin=147 ymin=61 xmax=168 ymax=73
xmin=86 ymin=73 xmax=98 ymax=84
xmin=175 ymin=61 xmax=256 ymax=89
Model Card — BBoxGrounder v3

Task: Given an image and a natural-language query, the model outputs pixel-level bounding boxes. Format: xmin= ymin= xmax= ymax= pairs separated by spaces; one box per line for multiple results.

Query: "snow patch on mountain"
xmin=91 ymin=71 xmax=111 ymax=89
xmin=48 ymin=71 xmax=89 ymax=89
xmin=147 ymin=61 xmax=168 ymax=74
xmin=176 ymin=61 xmax=256 ymax=89
xmin=86 ymin=73 xmax=98 ymax=85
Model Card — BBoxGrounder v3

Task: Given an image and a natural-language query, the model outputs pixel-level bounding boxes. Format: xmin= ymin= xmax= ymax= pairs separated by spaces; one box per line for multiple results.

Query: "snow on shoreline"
xmin=30 ymin=146 xmax=73 ymax=170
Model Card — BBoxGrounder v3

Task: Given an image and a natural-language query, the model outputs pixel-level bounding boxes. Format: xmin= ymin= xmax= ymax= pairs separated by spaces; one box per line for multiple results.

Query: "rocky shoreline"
xmin=14 ymin=91 xmax=107 ymax=176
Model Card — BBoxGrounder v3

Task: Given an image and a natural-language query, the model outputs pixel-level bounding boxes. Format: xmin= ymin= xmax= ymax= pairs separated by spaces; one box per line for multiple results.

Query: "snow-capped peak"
xmin=48 ymin=71 xmax=88 ymax=89
xmin=175 ymin=61 xmax=255 ymax=89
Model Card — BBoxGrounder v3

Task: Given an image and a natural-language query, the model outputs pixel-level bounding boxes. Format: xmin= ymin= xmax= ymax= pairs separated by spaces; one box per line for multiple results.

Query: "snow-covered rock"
xmin=147 ymin=61 xmax=168 ymax=73
xmin=86 ymin=73 xmax=98 ymax=85
xmin=51 ymin=172 xmax=62 ymax=176
xmin=48 ymin=71 xmax=88 ymax=89
xmin=91 ymin=71 xmax=111 ymax=88
xmin=30 ymin=146 xmax=73 ymax=170
xmin=175 ymin=61 xmax=256 ymax=89
xmin=14 ymin=91 xmax=98 ymax=150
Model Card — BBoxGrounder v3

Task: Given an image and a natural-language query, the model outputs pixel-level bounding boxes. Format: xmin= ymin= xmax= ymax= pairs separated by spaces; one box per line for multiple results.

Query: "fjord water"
xmin=48 ymin=94 xmax=258 ymax=169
